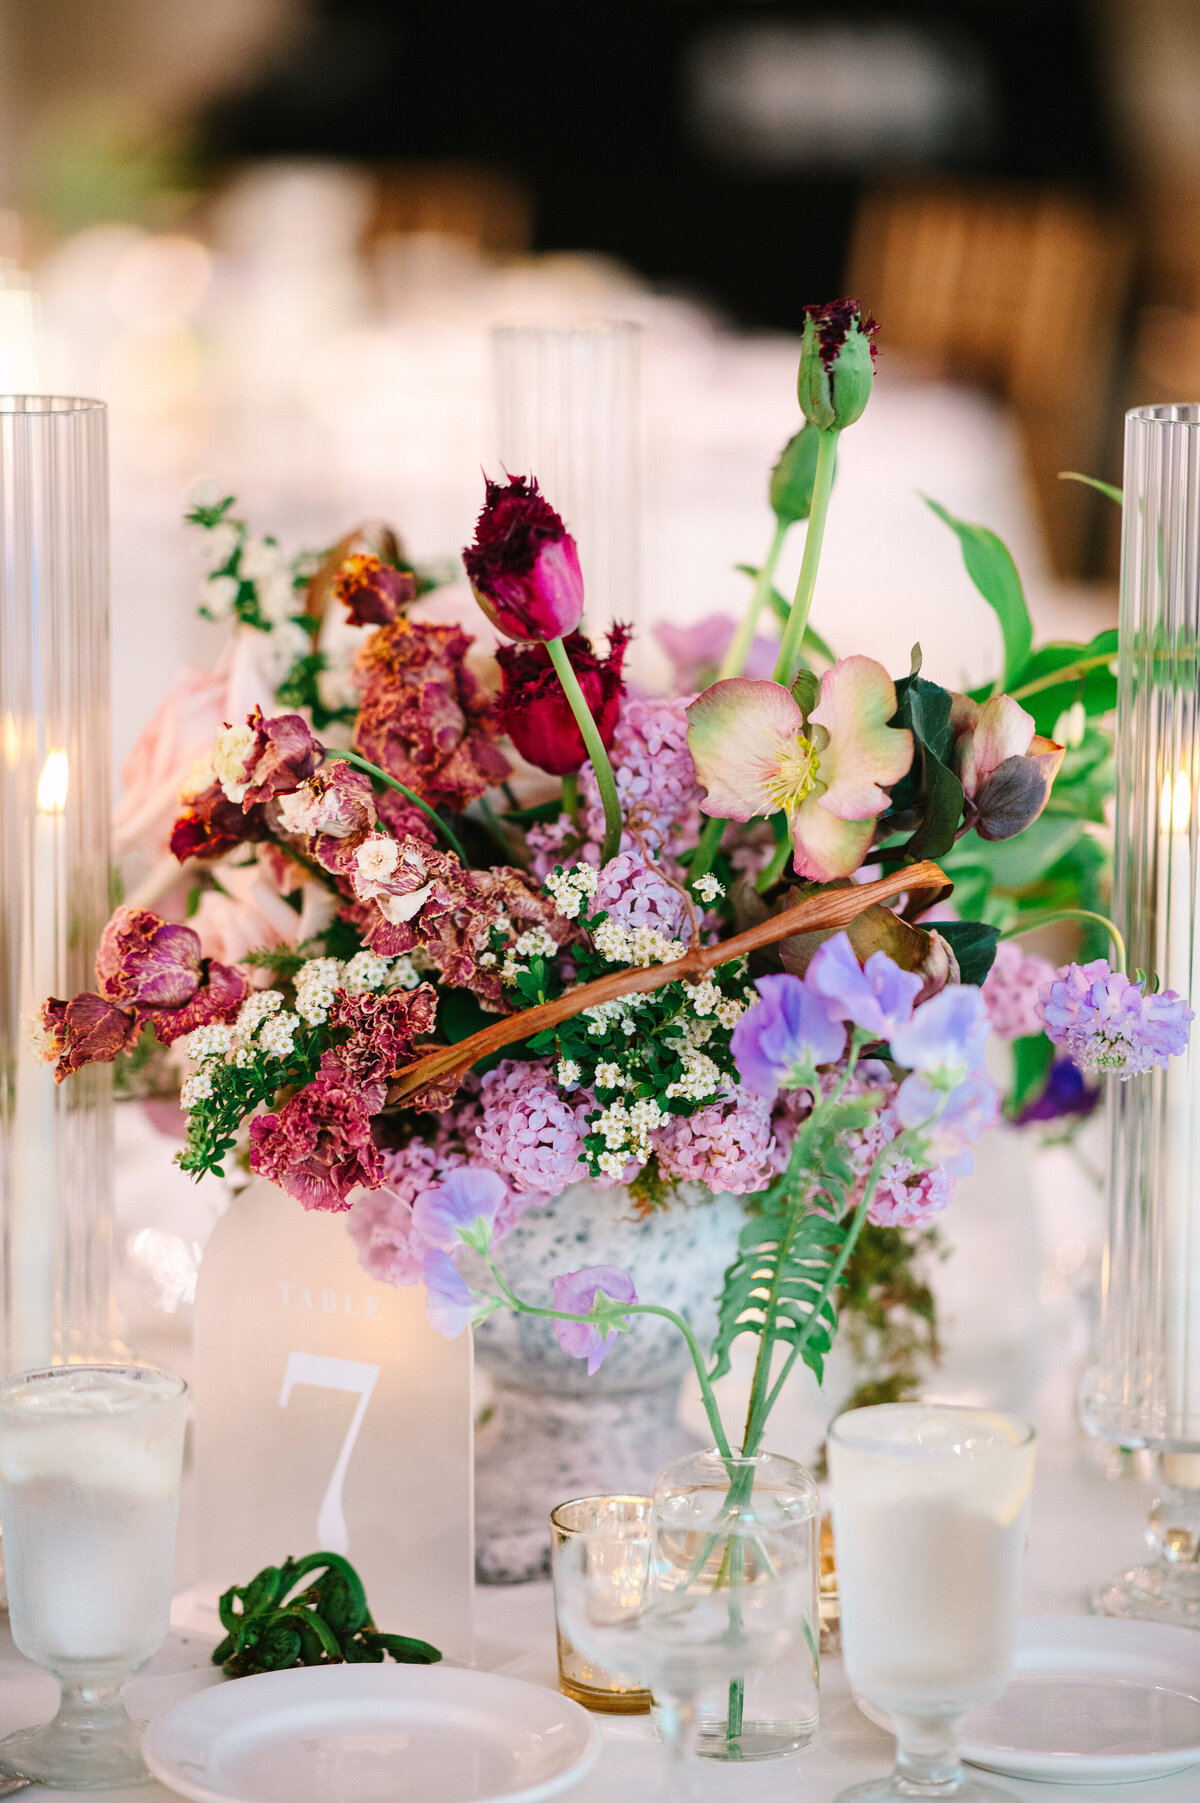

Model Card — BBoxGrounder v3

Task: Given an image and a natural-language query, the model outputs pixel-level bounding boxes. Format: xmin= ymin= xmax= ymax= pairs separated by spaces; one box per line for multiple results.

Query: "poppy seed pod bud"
xmin=769 ymin=421 xmax=828 ymax=525
xmin=797 ymin=299 xmax=878 ymax=432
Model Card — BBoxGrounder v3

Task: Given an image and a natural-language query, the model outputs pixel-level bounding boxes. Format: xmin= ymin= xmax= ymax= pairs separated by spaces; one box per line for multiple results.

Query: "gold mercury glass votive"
xmin=549 ymin=1495 xmax=654 ymax=1713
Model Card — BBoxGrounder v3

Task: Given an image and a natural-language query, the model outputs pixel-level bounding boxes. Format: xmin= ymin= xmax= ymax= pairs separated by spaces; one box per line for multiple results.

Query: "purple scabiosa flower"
xmin=654 ymin=1088 xmax=777 ymax=1194
xmin=981 ymin=940 xmax=1057 ymax=1041
xmin=1036 ymin=960 xmax=1193 ymax=1077
xmin=423 ymin=1249 xmax=484 ymax=1337
xmin=890 ymin=984 xmax=991 ymax=1075
xmin=806 ymin=931 xmax=923 ymax=1038
xmin=412 ymin=1165 xmax=508 ymax=1252
xmin=731 ymin=972 xmax=846 ymax=1098
xmin=1015 ymin=1057 xmax=1099 ymax=1126
xmin=553 ymin=1265 xmax=638 ymax=1374
xmin=475 ymin=1059 xmax=590 ymax=1194
xmin=463 ymin=475 xmax=585 ymax=642
xmin=592 ymin=850 xmax=690 ymax=944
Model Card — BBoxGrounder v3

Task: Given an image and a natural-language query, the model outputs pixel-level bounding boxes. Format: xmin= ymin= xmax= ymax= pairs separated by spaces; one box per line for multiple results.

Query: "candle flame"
xmin=1162 ymin=770 xmax=1192 ymax=833
xmin=36 ymin=749 xmax=68 ymax=814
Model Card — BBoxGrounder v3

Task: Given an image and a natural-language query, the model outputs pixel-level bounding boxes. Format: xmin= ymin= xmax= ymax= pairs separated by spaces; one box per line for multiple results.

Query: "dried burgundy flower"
xmin=213 ymin=706 xmax=320 ymax=810
xmin=496 ymin=626 xmax=630 ymax=776
xmin=170 ymin=781 xmax=269 ymax=863
xmin=797 ymin=299 xmax=878 ymax=431
xmin=354 ymin=616 xmax=510 ymax=813
xmin=249 ymin=1070 xmax=385 ymax=1212
xmin=96 ymin=908 xmax=203 ymax=1011
xmin=462 ymin=475 xmax=585 ymax=641
xmin=151 ymin=957 xmax=249 ymax=1045
xmin=40 ymin=993 xmax=139 ymax=1081
xmin=276 ymin=762 xmax=377 ymax=877
xmin=326 ymin=983 xmax=438 ymax=1087
xmin=333 ymin=552 xmax=417 ymax=627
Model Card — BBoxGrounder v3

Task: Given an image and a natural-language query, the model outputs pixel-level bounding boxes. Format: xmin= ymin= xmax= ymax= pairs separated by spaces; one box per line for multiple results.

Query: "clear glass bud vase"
xmin=652 ymin=1447 xmax=820 ymax=1760
xmin=1082 ymin=403 xmax=1200 ymax=1621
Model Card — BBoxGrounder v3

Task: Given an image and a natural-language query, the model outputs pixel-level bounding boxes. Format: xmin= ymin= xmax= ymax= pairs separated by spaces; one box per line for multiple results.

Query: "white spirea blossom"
xmin=257 ymin=1011 xmax=299 ymax=1060
xmin=557 ymin=1058 xmax=581 ymax=1089
xmin=240 ymin=536 xmax=284 ymax=583
xmin=183 ymin=1023 xmax=234 ymax=1063
xmin=692 ymin=874 xmax=725 ymax=904
xmin=595 ymin=1061 xmax=624 ymax=1089
xmin=546 ymin=863 xmax=599 ymax=919
xmin=180 ymin=1070 xmax=214 ymax=1108
xmin=387 ymin=955 xmax=421 ymax=990
xmin=665 ymin=1051 xmax=722 ymax=1101
xmin=687 ymin=978 xmax=721 ymax=1017
xmin=343 ymin=950 xmax=390 ymax=991
xmin=203 ymin=574 xmax=239 ymax=618
xmin=195 ymin=520 xmax=240 ymax=573
xmin=294 ymin=958 xmax=343 ymax=1025
xmin=514 ymin=926 xmax=557 ymax=960
xmin=592 ymin=917 xmax=684 ymax=968
xmin=186 ymin=476 xmax=221 ymax=511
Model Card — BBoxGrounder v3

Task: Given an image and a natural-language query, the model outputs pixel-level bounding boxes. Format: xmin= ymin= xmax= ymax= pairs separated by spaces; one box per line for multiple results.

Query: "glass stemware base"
xmin=835 ymin=1779 xmax=1016 ymax=1802
xmin=0 ymin=1683 xmax=150 ymax=1790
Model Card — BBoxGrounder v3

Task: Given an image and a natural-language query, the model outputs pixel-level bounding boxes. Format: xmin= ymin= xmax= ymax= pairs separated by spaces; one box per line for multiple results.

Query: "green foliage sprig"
xmin=212 ymin=1552 xmax=441 ymax=1678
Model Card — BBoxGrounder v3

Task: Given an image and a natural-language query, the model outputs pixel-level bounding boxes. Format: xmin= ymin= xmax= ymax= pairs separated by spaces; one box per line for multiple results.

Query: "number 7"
xmin=278 ymin=1351 xmax=380 ymax=1554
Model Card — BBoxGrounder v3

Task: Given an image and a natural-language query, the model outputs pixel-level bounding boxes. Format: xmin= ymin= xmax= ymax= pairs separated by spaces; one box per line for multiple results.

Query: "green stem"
xmin=998 ymin=907 xmax=1125 ymax=971
xmin=324 ymin=749 xmax=466 ymax=861
xmin=720 ymin=516 xmax=789 ymax=680
xmin=688 ymin=813 xmax=727 ymax=889
xmin=545 ymin=636 xmax=623 ymax=863
xmin=772 ymin=428 xmax=839 ymax=686
xmin=1008 ymin=651 xmax=1116 ymax=702
xmin=481 ymin=1254 xmax=734 ymax=1461
xmin=561 ymin=770 xmax=579 ymax=821
xmin=756 ymin=826 xmax=792 ymax=893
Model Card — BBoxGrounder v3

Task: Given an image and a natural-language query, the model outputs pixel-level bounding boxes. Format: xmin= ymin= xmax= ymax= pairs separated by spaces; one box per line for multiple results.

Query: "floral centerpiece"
xmin=40 ymin=303 xmax=1190 ymax=1541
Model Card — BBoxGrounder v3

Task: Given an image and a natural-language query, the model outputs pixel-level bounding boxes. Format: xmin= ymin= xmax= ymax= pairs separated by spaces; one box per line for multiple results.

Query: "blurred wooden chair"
xmin=849 ymin=181 xmax=1133 ymax=578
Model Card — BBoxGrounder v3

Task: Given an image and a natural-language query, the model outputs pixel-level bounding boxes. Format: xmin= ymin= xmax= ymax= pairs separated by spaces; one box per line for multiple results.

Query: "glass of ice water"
xmin=0 ymin=1363 xmax=187 ymax=1789
xmin=829 ymin=1403 xmax=1036 ymax=1803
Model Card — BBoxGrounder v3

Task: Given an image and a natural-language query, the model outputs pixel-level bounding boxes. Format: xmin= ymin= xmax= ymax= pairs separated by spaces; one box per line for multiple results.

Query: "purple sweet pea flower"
xmin=412 ymin=1167 xmax=508 ymax=1252
xmin=806 ymin=931 xmax=923 ymax=1037
xmin=896 ymin=1071 xmax=998 ymax=1175
xmin=890 ymin=984 xmax=991 ymax=1075
xmin=1036 ymin=960 xmax=1193 ymax=1077
xmin=422 ymin=1249 xmax=483 ymax=1338
xmin=731 ymin=973 xmax=846 ymax=1098
xmin=553 ymin=1265 xmax=638 ymax=1375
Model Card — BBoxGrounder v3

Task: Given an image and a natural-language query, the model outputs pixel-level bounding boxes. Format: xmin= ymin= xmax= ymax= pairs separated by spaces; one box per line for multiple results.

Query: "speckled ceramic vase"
xmin=473 ymin=1179 xmax=744 ymax=1583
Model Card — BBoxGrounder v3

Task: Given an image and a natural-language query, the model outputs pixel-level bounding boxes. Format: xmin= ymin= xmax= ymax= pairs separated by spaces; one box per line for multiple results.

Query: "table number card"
xmin=193 ymin=1180 xmax=474 ymax=1660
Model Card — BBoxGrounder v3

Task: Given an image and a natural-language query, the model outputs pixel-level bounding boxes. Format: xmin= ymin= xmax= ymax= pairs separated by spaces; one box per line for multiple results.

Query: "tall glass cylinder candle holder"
xmin=1081 ymin=403 xmax=1200 ymax=1622
xmin=492 ymin=323 xmax=641 ymax=638
xmin=0 ymin=397 xmax=113 ymax=1375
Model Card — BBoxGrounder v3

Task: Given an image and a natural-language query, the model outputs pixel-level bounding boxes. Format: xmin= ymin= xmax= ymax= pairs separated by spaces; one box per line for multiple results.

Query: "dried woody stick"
xmin=387 ymin=859 xmax=952 ymax=1106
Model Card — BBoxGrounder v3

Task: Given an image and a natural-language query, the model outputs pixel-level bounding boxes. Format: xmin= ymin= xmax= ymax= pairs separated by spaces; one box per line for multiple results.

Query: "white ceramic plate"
xmin=856 ymin=1615 xmax=1200 ymax=1784
xmin=142 ymin=1662 xmax=600 ymax=1803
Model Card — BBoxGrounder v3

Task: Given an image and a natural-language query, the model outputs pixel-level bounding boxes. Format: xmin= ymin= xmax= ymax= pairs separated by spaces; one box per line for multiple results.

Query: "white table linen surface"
xmin=0 ymin=1370 xmax=1193 ymax=1803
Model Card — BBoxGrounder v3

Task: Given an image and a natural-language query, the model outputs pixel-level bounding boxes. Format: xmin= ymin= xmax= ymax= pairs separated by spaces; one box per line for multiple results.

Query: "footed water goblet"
xmin=0 ymin=1363 xmax=188 ymax=1789
xmin=829 ymin=1403 xmax=1036 ymax=1803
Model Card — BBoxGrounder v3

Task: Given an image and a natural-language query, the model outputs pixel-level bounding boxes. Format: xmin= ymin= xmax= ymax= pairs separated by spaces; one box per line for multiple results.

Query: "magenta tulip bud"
xmin=797 ymin=299 xmax=878 ymax=432
xmin=463 ymin=475 xmax=585 ymax=642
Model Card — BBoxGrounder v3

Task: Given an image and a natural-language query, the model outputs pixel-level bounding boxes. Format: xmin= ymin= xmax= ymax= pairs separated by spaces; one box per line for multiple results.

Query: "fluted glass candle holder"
xmin=0 ymin=396 xmax=113 ymax=1375
xmin=1081 ymin=403 xmax=1200 ymax=1622
xmin=492 ymin=322 xmax=641 ymax=637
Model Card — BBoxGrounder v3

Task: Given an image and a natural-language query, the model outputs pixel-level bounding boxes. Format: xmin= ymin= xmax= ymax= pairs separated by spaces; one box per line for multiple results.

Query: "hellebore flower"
xmin=496 ymin=626 xmax=630 ymax=775
xmin=413 ymin=1166 xmax=508 ymax=1254
xmin=797 ymin=299 xmax=878 ymax=432
xmin=1036 ymin=960 xmax=1193 ymax=1077
xmin=686 ymin=658 xmax=913 ymax=881
xmin=333 ymin=552 xmax=416 ymax=627
xmin=423 ymin=1249 xmax=488 ymax=1338
xmin=553 ymin=1265 xmax=638 ymax=1375
xmin=463 ymin=475 xmax=585 ymax=642
xmin=951 ymin=694 xmax=1064 ymax=842
xmin=731 ymin=972 xmax=846 ymax=1097
xmin=806 ymin=931 xmax=923 ymax=1038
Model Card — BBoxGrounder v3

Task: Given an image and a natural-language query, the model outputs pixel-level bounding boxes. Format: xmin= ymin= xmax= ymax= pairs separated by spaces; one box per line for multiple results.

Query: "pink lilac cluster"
xmin=816 ymin=1061 xmax=953 ymax=1229
xmin=592 ymin=851 xmax=691 ymax=943
xmin=981 ymin=940 xmax=1056 ymax=1041
xmin=475 ymin=1058 xmax=591 ymax=1193
xmin=1036 ymin=959 xmax=1193 ymax=1077
xmin=655 ymin=1088 xmax=777 ymax=1194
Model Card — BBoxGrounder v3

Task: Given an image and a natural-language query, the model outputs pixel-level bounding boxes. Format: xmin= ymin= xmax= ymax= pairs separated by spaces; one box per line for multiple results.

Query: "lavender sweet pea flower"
xmin=731 ymin=973 xmax=846 ymax=1098
xmin=423 ymin=1250 xmax=484 ymax=1338
xmin=413 ymin=1167 xmax=508 ymax=1253
xmin=896 ymin=1071 xmax=998 ymax=1175
xmin=890 ymin=984 xmax=991 ymax=1075
xmin=806 ymin=931 xmax=923 ymax=1037
xmin=1036 ymin=960 xmax=1193 ymax=1077
xmin=553 ymin=1265 xmax=638 ymax=1375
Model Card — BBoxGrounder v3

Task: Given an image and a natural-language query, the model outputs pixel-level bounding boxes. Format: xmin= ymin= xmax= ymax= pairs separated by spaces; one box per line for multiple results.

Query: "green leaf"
xmin=1059 ymin=471 xmax=1122 ymax=505
xmin=891 ymin=673 xmax=955 ymax=764
xmin=886 ymin=674 xmax=964 ymax=858
xmin=1009 ymin=630 xmax=1119 ymax=736
xmin=1010 ymin=1033 xmax=1054 ymax=1116
xmin=937 ymin=921 xmax=1000 ymax=985
xmin=957 ymin=811 xmax=1086 ymax=891
xmin=922 ymin=495 xmax=1033 ymax=690
xmin=712 ymin=1204 xmax=847 ymax=1384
